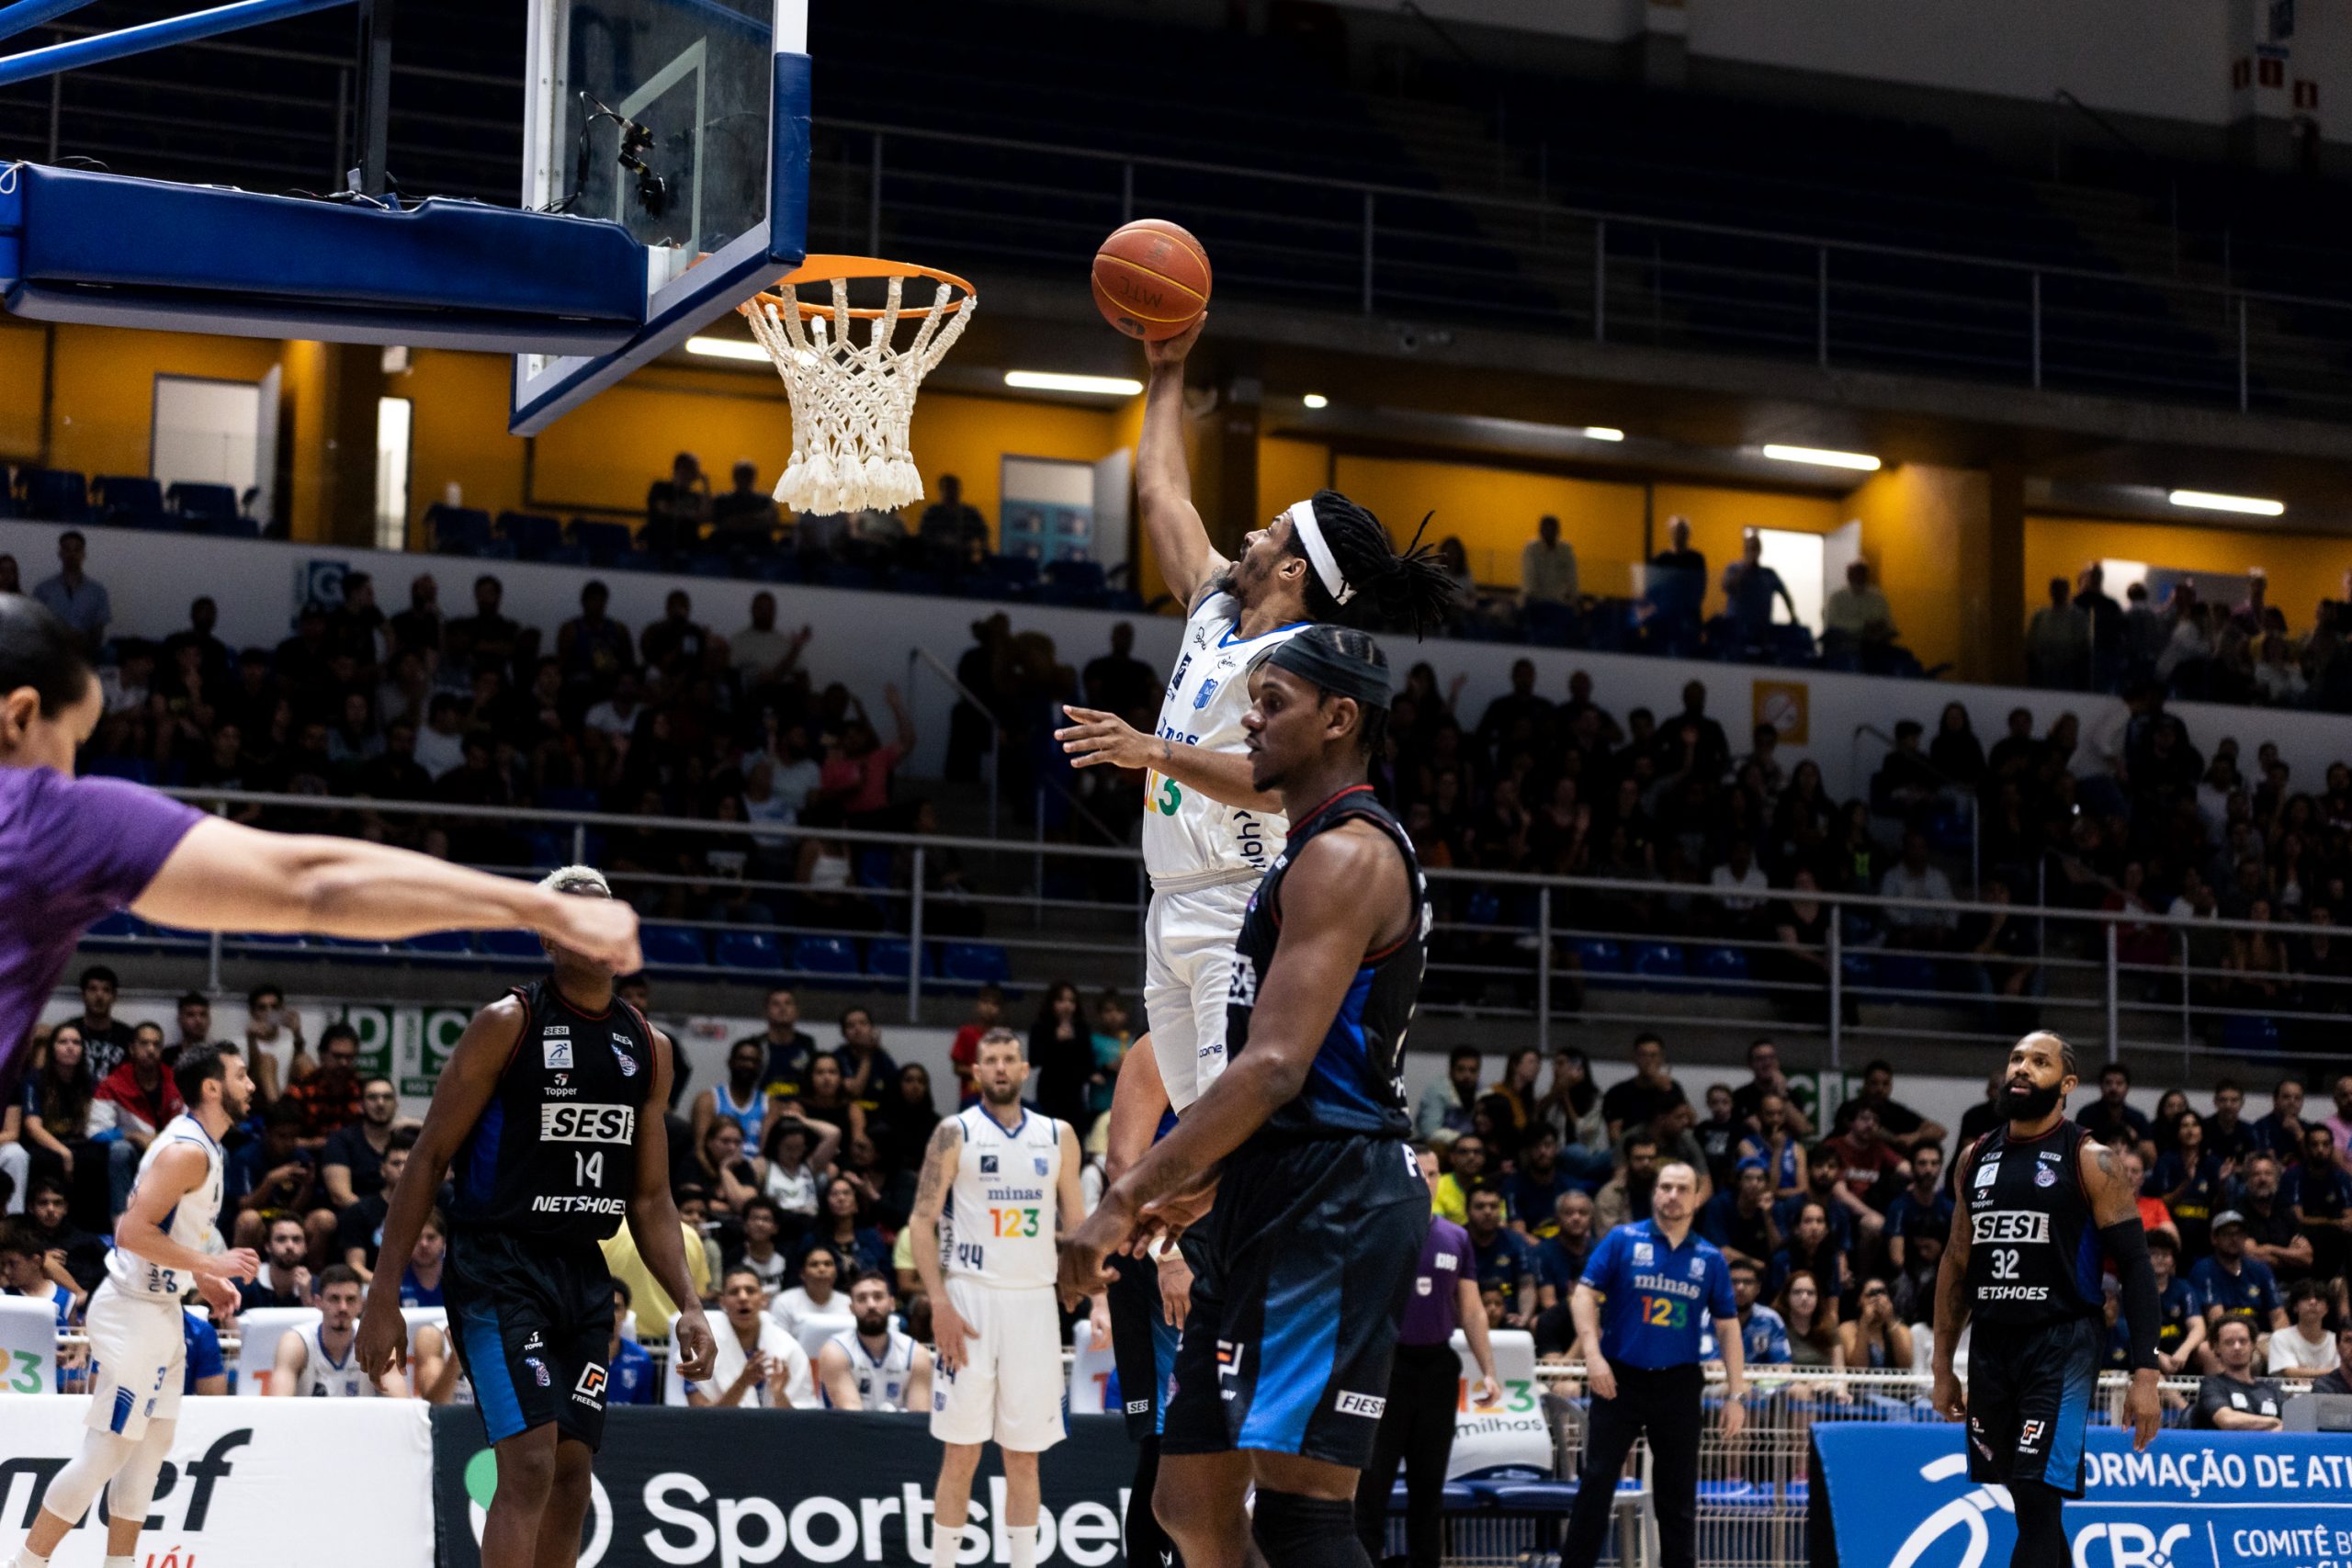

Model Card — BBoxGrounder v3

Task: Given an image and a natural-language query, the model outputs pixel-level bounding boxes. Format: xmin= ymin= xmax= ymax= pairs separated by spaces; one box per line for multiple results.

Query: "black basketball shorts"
xmin=445 ymin=1226 xmax=618 ymax=1450
xmin=1964 ymin=1314 xmax=2102 ymax=1496
xmin=1162 ymin=1134 xmax=1430 ymax=1468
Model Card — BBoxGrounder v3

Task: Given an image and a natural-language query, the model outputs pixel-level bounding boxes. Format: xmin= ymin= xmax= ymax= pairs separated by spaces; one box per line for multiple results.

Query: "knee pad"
xmin=40 ymin=1429 xmax=141 ymax=1526
xmin=106 ymin=1419 xmax=175 ymax=1530
xmin=1250 ymin=1491 xmax=1366 ymax=1568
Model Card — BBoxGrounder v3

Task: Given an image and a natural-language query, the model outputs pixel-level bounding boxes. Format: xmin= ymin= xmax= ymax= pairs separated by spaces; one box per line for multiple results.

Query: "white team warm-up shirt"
xmin=292 ymin=1323 xmax=381 ymax=1397
xmin=827 ymin=1325 xmax=921 ymax=1410
xmin=105 ymin=1112 xmax=224 ymax=1300
xmin=940 ymin=1105 xmax=1062 ymax=1290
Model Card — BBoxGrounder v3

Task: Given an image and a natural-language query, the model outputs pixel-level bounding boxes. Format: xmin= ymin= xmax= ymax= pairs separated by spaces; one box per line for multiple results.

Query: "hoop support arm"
xmin=0 ymin=0 xmax=351 ymax=89
xmin=0 ymin=0 xmax=103 ymax=50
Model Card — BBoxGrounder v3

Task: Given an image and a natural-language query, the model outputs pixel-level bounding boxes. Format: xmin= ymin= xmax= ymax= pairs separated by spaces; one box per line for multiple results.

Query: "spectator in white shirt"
xmin=1709 ymin=838 xmax=1771 ymax=937
xmin=1881 ymin=831 xmax=1958 ymax=942
xmin=771 ymin=1243 xmax=843 ymax=1338
xmin=693 ymin=1267 xmax=814 ymax=1407
xmin=413 ymin=693 xmax=467 ymax=779
xmin=584 ymin=673 xmax=646 ymax=742
xmin=1521 ymin=514 xmax=1578 ymax=606
xmin=2267 ymin=1280 xmax=2341 ymax=1381
xmin=729 ymin=593 xmax=811 ymax=687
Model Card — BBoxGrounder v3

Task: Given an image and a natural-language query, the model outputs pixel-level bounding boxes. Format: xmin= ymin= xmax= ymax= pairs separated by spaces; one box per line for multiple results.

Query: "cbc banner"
xmin=431 ymin=1408 xmax=1141 ymax=1568
xmin=1813 ymin=1424 xmax=2352 ymax=1568
xmin=3 ymin=1397 xmax=434 ymax=1568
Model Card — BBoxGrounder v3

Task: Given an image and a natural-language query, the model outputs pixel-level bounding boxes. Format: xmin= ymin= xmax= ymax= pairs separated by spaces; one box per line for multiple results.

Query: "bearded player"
xmin=356 ymin=866 xmax=714 ymax=1568
xmin=1054 ymin=317 xmax=1451 ymax=1566
xmin=1932 ymin=1032 xmax=2162 ymax=1568
xmin=1063 ymin=626 xmax=1431 ymax=1568
xmin=10 ymin=1045 xmax=255 ymax=1568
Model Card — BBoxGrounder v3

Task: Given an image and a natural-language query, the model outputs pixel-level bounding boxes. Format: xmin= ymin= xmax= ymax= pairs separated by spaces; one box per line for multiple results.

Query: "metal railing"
xmin=82 ymin=786 xmax=2352 ymax=1079
xmin=12 ymin=18 xmax=2352 ymax=418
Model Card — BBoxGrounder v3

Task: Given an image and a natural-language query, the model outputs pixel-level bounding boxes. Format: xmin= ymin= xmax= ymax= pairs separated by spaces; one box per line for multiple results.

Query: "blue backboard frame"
xmin=508 ymin=0 xmax=808 ymax=435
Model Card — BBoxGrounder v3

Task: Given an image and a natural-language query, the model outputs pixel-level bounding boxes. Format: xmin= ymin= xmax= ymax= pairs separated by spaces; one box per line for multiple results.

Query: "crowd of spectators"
xmin=2027 ymin=562 xmax=2352 ymax=712
xmin=0 ymin=972 xmax=1139 ymax=1406
xmin=1411 ymin=1034 xmax=2352 ymax=1421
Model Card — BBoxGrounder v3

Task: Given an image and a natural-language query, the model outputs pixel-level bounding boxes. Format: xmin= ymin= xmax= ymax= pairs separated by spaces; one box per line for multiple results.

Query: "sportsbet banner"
xmin=3 ymin=1397 xmax=433 ymax=1568
xmin=1813 ymin=1424 xmax=2352 ymax=1568
xmin=431 ymin=1408 xmax=1142 ymax=1568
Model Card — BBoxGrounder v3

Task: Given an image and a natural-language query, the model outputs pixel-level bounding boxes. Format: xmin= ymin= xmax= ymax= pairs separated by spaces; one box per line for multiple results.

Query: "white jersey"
xmin=941 ymin=1105 xmax=1062 ymax=1289
xmin=828 ymin=1325 xmax=919 ymax=1410
xmin=1141 ymin=591 xmax=1301 ymax=892
xmin=105 ymin=1113 xmax=224 ymax=1301
xmin=292 ymin=1323 xmax=379 ymax=1397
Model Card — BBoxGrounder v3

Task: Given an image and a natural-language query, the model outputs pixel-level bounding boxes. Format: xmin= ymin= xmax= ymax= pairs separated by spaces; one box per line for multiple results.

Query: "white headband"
xmin=1284 ymin=498 xmax=1356 ymax=606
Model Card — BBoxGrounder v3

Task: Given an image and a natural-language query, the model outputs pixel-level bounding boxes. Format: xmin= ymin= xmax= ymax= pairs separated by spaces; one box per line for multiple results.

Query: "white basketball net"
xmin=740 ymin=272 xmax=974 ymax=516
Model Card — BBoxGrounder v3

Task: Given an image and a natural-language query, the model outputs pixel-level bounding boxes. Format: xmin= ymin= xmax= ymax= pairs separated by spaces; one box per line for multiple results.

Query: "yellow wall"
xmin=2025 ymin=513 xmax=2346 ymax=629
xmin=396 ymin=349 xmax=526 ymax=533
xmin=1848 ymin=463 xmax=1991 ymax=678
xmin=0 ymin=321 xmax=45 ymax=460
xmin=44 ymin=324 xmax=282 ymax=481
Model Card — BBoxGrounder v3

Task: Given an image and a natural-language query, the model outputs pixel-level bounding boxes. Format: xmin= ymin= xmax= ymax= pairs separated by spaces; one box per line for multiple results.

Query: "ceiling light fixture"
xmin=1302 ymin=393 xmax=1329 ymax=409
xmin=1582 ymin=426 xmax=1625 ymax=442
xmin=1760 ymin=444 xmax=1881 ymax=471
xmin=2167 ymin=489 xmax=2283 ymax=517
xmin=684 ymin=335 xmax=768 ymax=363
xmin=1003 ymin=370 xmax=1145 ymax=396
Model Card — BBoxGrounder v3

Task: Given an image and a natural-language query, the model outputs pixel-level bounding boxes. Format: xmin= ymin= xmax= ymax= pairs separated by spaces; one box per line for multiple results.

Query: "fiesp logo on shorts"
xmin=1335 ymin=1392 xmax=1386 ymax=1418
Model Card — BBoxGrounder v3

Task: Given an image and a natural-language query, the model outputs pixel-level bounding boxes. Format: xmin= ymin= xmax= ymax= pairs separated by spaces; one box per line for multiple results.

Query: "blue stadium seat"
xmin=641 ymin=925 xmax=708 ymax=968
xmin=714 ymin=930 xmax=784 ymax=971
xmin=1695 ymin=945 xmax=1751 ymax=984
xmin=1698 ymin=1481 xmax=1774 ymax=1513
xmin=570 ymin=519 xmax=635 ymax=562
xmin=940 ymin=942 xmax=1011 ymax=985
xmin=195 ymin=513 xmax=261 ymax=538
xmin=92 ymin=475 xmax=164 ymax=525
xmin=1840 ymin=951 xmax=1876 ymax=991
xmin=86 ymin=910 xmax=145 ymax=940
xmin=481 ymin=929 xmax=546 ymax=960
xmin=19 ymin=468 xmax=89 ymax=522
xmin=166 ymin=482 xmax=240 ymax=524
xmin=230 ymin=931 xmax=307 ymax=951
xmin=865 ymin=938 xmax=932 ymax=979
xmin=429 ymin=504 xmax=494 ymax=555
xmin=1878 ymin=954 xmax=1938 ymax=997
xmin=986 ymin=555 xmax=1039 ymax=586
xmin=1523 ymin=601 xmax=1579 ymax=648
xmin=1045 ymin=559 xmax=1105 ymax=594
xmin=499 ymin=512 xmax=567 ymax=560
xmin=402 ymin=931 xmax=474 ymax=955
xmin=1630 ymin=942 xmax=1686 ymax=980
xmin=790 ymin=935 xmax=861 ymax=979
xmin=1464 ymin=888 xmax=1502 ymax=925
xmin=2224 ymin=1015 xmax=2281 ymax=1055
xmin=1571 ymin=938 xmax=1624 ymax=974
xmin=1392 ymin=1479 xmax=1483 ymax=1512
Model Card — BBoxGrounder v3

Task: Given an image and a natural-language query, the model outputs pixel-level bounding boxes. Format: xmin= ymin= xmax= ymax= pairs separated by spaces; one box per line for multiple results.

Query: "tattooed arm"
xmin=1929 ymin=1144 xmax=1977 ymax=1421
xmin=909 ymin=1117 xmax=968 ymax=1370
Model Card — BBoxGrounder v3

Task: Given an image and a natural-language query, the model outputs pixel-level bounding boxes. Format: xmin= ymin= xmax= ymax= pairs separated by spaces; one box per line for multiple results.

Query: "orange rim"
xmin=738 ymin=254 xmax=977 ymax=321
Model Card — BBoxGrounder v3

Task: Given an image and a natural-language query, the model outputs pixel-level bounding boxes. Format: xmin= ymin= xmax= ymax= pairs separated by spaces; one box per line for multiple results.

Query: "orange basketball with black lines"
xmin=1091 ymin=219 xmax=1212 ymax=341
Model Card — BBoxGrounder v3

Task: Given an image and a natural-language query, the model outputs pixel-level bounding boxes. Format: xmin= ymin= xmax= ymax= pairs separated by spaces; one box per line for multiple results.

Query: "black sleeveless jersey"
xmin=447 ymin=979 xmax=655 ymax=1241
xmin=1225 ymin=784 xmax=1427 ymax=1145
xmin=1960 ymin=1118 xmax=2105 ymax=1326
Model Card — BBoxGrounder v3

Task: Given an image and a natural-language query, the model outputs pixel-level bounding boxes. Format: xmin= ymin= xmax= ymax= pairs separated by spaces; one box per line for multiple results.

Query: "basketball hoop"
xmin=736 ymin=254 xmax=976 ymax=516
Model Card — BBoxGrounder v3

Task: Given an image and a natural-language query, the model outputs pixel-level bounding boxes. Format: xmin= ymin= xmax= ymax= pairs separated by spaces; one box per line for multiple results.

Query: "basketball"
xmin=1091 ymin=219 xmax=1212 ymax=341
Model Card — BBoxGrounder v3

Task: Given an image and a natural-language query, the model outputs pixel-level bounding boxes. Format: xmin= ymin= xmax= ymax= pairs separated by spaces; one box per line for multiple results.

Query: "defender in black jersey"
xmin=1062 ymin=626 xmax=1430 ymax=1568
xmin=356 ymin=866 xmax=715 ymax=1568
xmin=1931 ymin=1032 xmax=2163 ymax=1568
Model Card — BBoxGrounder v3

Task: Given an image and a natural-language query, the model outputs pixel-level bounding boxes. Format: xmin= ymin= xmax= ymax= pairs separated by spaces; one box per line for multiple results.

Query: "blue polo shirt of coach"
xmin=1580 ymin=1218 xmax=1738 ymax=1370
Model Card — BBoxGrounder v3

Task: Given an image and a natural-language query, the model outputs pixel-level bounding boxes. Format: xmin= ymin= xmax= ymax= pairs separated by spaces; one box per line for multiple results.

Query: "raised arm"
xmin=1136 ymin=317 xmax=1225 ymax=607
xmin=1058 ymin=825 xmax=1400 ymax=1304
xmin=133 ymin=818 xmax=642 ymax=973
xmin=627 ymin=1028 xmax=716 ymax=1381
xmin=355 ymin=997 xmax=522 ymax=1381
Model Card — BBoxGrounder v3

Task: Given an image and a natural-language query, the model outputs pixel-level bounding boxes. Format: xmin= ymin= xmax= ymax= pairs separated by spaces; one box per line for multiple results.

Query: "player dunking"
xmin=1932 ymin=1032 xmax=2162 ymax=1568
xmin=356 ymin=866 xmax=714 ymax=1568
xmin=0 ymin=594 xmax=642 ymax=1100
xmin=1053 ymin=316 xmax=1451 ymax=1564
xmin=11 ymin=1045 xmax=255 ymax=1568
xmin=910 ymin=1028 xmax=1085 ymax=1568
xmin=1063 ymin=625 xmax=1432 ymax=1568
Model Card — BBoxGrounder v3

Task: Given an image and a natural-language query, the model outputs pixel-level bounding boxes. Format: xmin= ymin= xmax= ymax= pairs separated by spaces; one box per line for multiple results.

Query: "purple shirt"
xmin=0 ymin=768 xmax=201 ymax=1085
xmin=1399 ymin=1215 xmax=1475 ymax=1347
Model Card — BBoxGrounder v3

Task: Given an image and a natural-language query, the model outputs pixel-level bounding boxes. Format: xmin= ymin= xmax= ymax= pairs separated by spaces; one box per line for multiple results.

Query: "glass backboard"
xmin=511 ymin=0 xmax=808 ymax=434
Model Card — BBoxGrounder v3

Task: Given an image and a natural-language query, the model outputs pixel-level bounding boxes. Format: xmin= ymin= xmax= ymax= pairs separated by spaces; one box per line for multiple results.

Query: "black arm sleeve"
xmin=2100 ymin=1218 xmax=2162 ymax=1372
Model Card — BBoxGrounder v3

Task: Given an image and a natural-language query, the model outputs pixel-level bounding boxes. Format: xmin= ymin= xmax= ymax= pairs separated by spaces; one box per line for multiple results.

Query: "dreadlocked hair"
xmin=1288 ymin=490 xmax=1456 ymax=639
xmin=1289 ymin=624 xmax=1391 ymax=758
